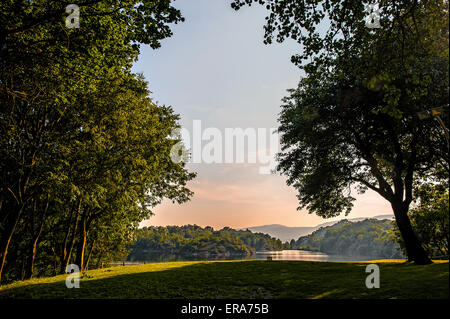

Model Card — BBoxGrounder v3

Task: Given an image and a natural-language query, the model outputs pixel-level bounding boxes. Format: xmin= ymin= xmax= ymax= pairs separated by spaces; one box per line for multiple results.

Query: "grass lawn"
xmin=0 ymin=260 xmax=448 ymax=299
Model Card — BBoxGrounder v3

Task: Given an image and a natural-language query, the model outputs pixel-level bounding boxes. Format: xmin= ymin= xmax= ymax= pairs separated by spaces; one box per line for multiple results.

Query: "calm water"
xmin=121 ymin=250 xmax=397 ymax=265
xmin=252 ymin=250 xmax=385 ymax=262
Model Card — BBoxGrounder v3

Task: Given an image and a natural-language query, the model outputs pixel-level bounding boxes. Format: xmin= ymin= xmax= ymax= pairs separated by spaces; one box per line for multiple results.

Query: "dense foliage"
xmin=0 ymin=1 xmax=195 ymax=283
xmin=127 ymin=225 xmax=290 ymax=260
xmin=293 ymin=219 xmax=403 ymax=258
xmin=232 ymin=0 xmax=449 ymax=264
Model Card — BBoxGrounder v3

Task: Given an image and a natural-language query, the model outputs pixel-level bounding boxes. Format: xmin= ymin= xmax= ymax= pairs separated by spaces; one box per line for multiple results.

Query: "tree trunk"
xmin=391 ymin=201 xmax=432 ymax=264
xmin=60 ymin=199 xmax=81 ymax=274
xmin=24 ymin=195 xmax=48 ymax=279
xmin=75 ymin=216 xmax=87 ymax=272
xmin=95 ymin=249 xmax=104 ymax=269
xmin=84 ymin=239 xmax=96 ymax=271
xmin=24 ymin=238 xmax=39 ymax=279
xmin=0 ymin=206 xmax=23 ymax=283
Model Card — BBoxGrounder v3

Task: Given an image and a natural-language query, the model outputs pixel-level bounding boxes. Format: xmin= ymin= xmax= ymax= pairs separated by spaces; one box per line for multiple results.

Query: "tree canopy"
xmin=0 ymin=0 xmax=195 ymax=283
xmin=231 ymin=0 xmax=449 ymax=264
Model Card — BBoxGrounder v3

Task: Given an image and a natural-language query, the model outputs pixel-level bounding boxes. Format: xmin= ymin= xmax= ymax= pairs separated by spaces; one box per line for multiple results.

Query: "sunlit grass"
xmin=0 ymin=260 xmax=447 ymax=299
xmin=347 ymin=259 xmax=449 ymax=263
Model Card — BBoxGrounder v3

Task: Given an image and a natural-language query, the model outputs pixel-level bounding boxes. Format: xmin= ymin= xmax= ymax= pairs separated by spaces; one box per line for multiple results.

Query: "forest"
xmin=128 ymin=217 xmax=438 ymax=261
xmin=127 ymin=225 xmax=290 ymax=260
xmin=0 ymin=1 xmax=195 ymax=284
xmin=292 ymin=219 xmax=404 ymax=258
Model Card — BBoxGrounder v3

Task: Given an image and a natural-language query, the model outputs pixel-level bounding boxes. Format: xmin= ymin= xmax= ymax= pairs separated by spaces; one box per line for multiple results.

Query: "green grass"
xmin=0 ymin=260 xmax=448 ymax=299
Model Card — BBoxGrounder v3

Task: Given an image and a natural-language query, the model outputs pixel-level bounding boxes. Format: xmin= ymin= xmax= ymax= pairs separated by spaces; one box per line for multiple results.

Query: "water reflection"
xmin=252 ymin=250 xmax=389 ymax=262
xmin=254 ymin=250 xmax=330 ymax=262
xmin=122 ymin=250 xmax=398 ymax=265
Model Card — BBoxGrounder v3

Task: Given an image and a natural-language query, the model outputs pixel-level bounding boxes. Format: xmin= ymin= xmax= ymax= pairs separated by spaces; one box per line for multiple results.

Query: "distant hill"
xmin=128 ymin=225 xmax=289 ymax=261
xmin=239 ymin=224 xmax=317 ymax=242
xmin=315 ymin=214 xmax=394 ymax=229
xmin=240 ymin=214 xmax=394 ymax=242
xmin=292 ymin=219 xmax=403 ymax=258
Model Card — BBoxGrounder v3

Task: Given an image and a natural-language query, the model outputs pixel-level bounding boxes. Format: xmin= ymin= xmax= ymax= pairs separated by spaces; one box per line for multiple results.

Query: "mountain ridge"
xmin=238 ymin=214 xmax=394 ymax=242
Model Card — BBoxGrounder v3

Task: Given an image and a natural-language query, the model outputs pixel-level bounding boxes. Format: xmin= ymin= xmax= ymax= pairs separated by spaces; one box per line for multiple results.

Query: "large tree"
xmin=0 ymin=1 xmax=194 ymax=282
xmin=231 ymin=0 xmax=449 ymax=264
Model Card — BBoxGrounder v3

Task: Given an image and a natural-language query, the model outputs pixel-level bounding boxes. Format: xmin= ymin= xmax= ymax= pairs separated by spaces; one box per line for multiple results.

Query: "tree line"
xmin=292 ymin=191 xmax=449 ymax=258
xmin=129 ymin=208 xmax=448 ymax=261
xmin=128 ymin=225 xmax=290 ymax=261
xmin=0 ymin=1 xmax=195 ymax=284
xmin=292 ymin=219 xmax=404 ymax=258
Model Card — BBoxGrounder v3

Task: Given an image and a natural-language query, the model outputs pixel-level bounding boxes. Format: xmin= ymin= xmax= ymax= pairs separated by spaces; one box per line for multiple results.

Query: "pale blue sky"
xmin=134 ymin=0 xmax=392 ymax=228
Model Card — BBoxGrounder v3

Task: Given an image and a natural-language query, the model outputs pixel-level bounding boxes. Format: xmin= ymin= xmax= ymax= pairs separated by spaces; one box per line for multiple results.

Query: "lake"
xmin=120 ymin=250 xmax=399 ymax=265
xmin=252 ymin=250 xmax=381 ymax=262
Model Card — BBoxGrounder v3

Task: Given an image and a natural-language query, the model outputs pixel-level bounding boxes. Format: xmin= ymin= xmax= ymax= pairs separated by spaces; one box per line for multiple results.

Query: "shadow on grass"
xmin=0 ymin=261 xmax=448 ymax=299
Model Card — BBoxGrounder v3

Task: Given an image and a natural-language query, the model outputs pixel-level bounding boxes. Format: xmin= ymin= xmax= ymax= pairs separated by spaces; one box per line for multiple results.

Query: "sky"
xmin=133 ymin=0 xmax=393 ymax=229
